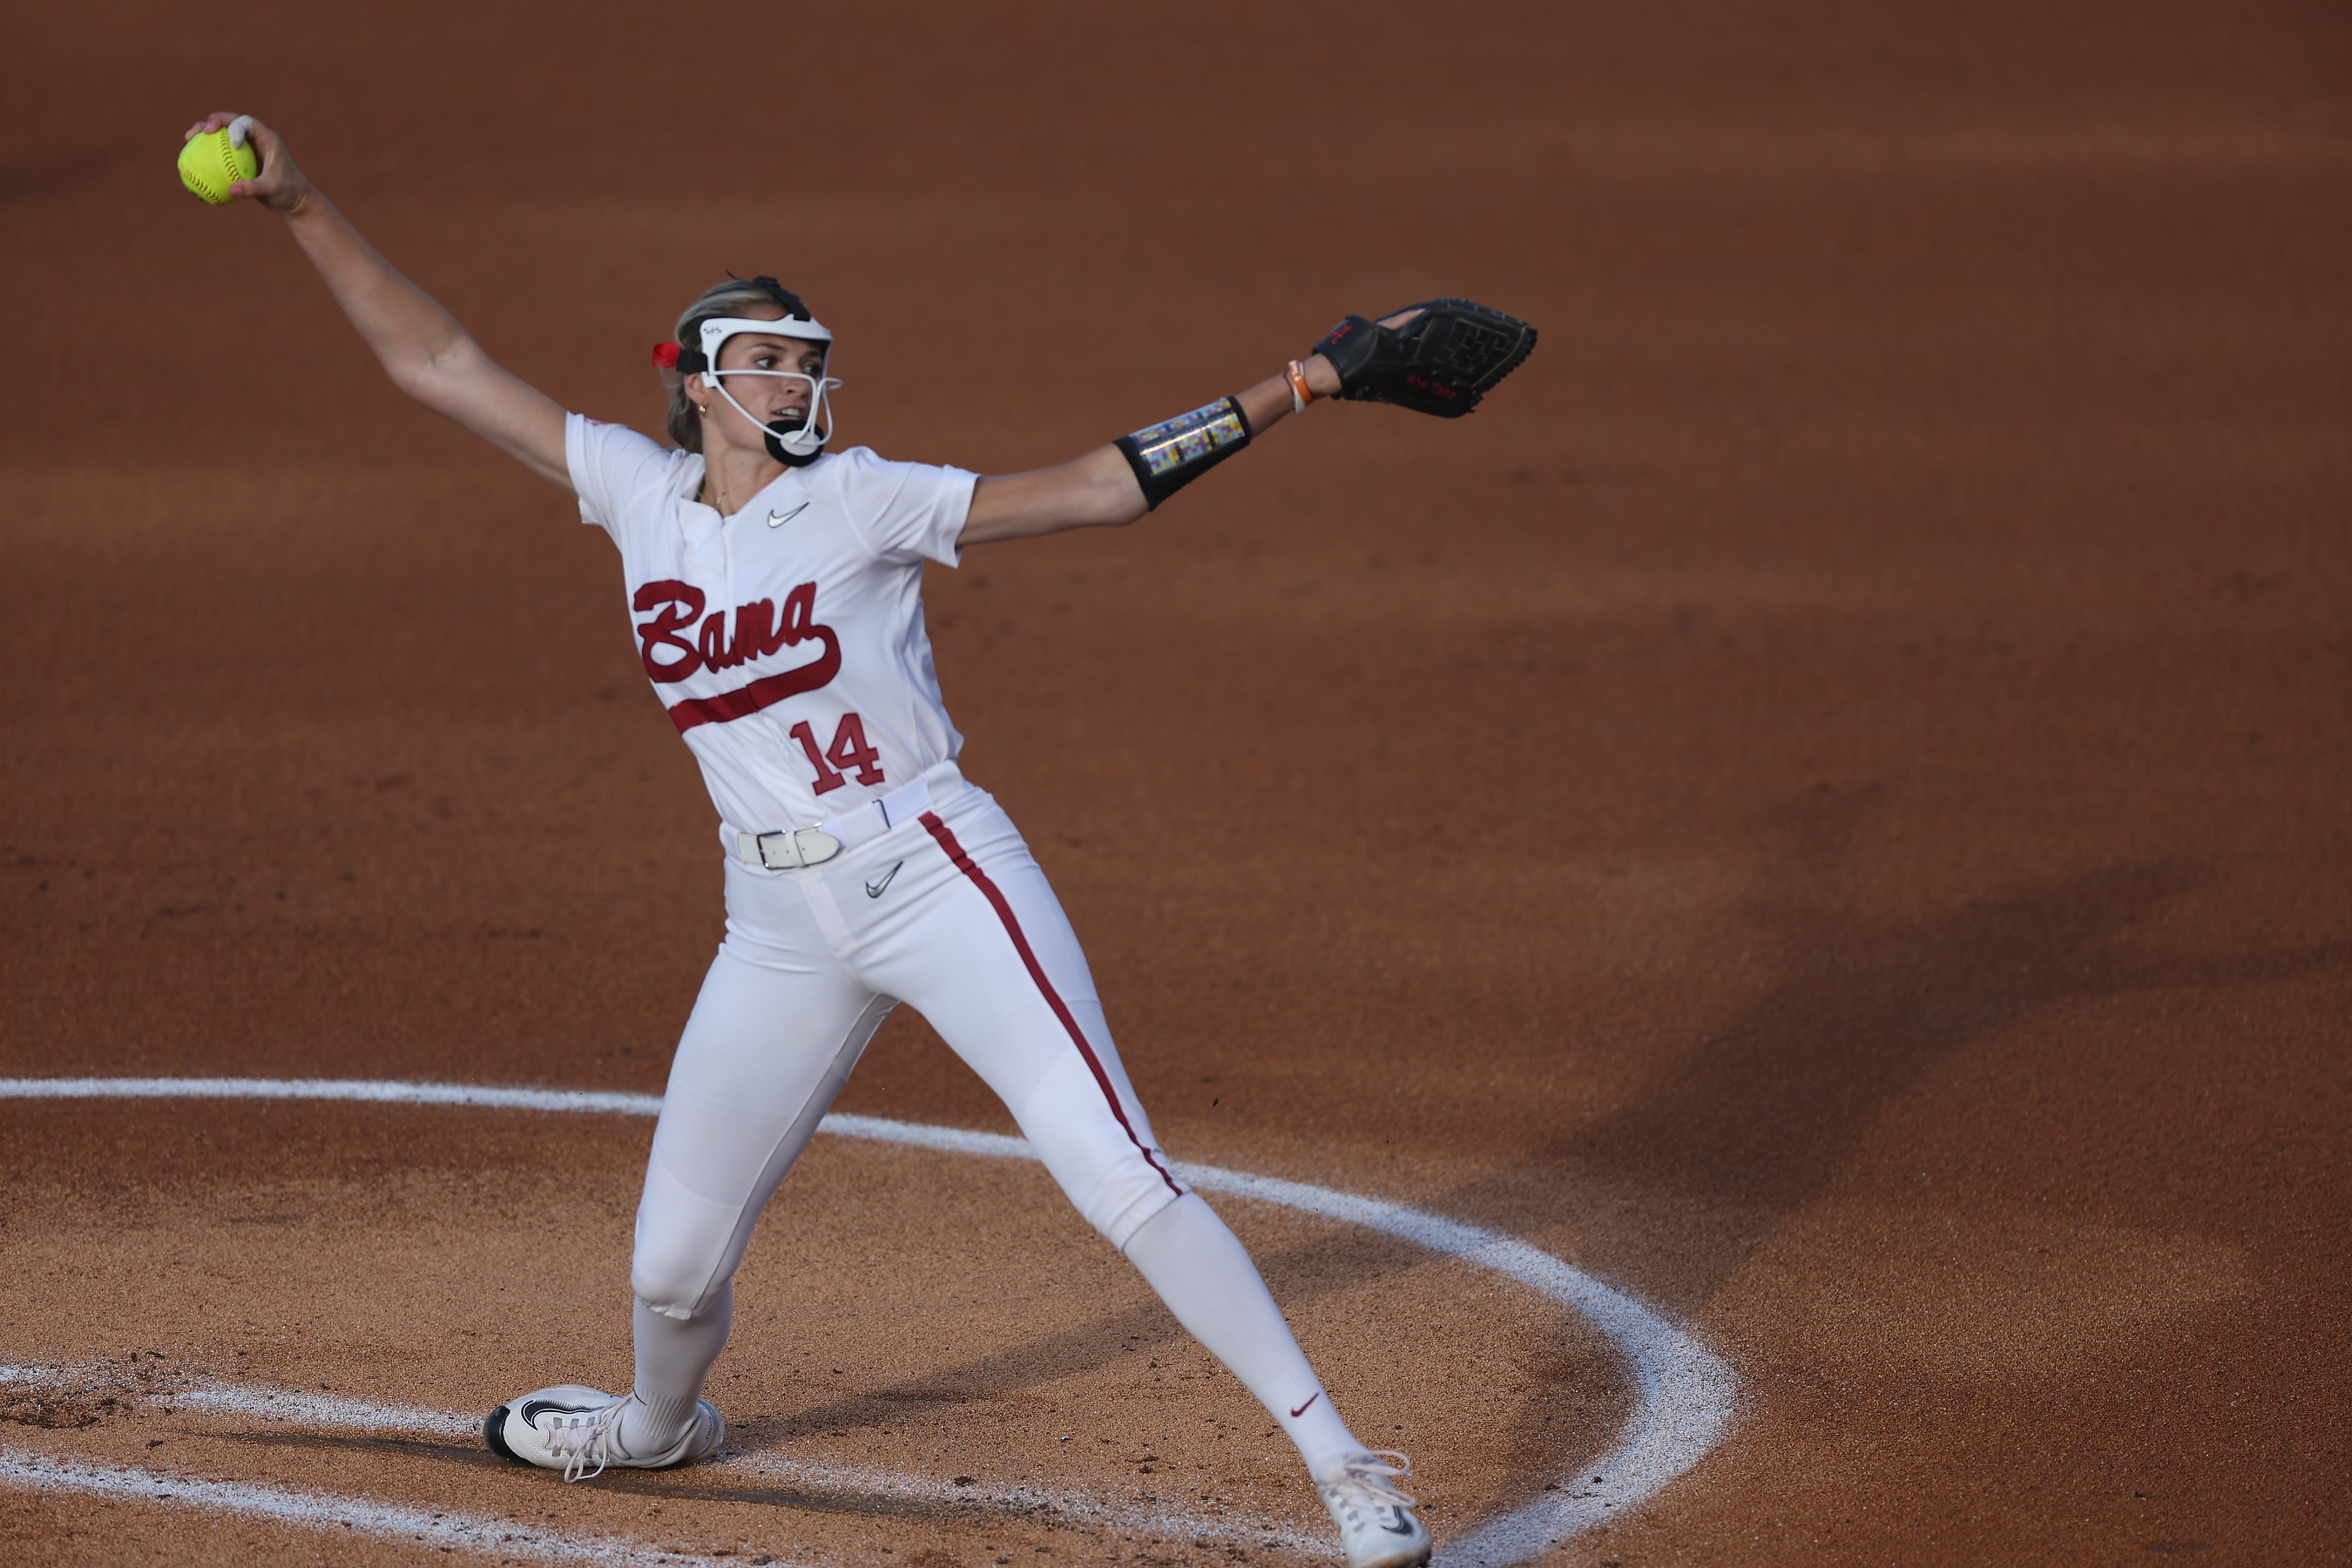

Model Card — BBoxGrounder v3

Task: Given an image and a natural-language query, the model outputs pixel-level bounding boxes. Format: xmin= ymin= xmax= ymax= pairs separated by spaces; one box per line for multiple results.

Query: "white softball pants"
xmin=622 ymin=771 xmax=1361 ymax=1470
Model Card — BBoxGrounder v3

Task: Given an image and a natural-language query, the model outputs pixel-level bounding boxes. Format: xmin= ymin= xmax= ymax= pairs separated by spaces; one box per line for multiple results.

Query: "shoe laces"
xmin=1324 ymin=1450 xmax=1419 ymax=1517
xmin=544 ymin=1396 xmax=630 ymax=1483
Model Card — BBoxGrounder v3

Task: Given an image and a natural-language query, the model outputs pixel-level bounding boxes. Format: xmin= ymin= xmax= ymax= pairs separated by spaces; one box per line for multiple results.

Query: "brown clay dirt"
xmin=3 ymin=2 xmax=2348 ymax=1565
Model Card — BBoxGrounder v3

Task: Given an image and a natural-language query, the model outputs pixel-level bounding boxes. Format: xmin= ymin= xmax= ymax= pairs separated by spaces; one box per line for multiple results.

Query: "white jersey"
xmin=565 ymin=413 xmax=977 ymax=842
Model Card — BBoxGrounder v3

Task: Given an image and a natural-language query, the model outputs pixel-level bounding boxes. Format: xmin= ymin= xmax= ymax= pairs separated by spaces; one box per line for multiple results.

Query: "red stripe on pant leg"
xmin=921 ymin=811 xmax=1184 ymax=1198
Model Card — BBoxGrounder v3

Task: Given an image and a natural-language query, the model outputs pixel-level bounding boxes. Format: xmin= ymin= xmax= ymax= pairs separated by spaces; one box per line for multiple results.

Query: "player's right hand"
xmin=182 ymin=112 xmax=314 ymax=216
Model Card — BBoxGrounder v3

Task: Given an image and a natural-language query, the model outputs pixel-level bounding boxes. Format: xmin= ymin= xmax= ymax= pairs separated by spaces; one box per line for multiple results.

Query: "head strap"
xmin=654 ymin=278 xmax=826 ymax=375
xmin=733 ymin=274 xmax=814 ymax=321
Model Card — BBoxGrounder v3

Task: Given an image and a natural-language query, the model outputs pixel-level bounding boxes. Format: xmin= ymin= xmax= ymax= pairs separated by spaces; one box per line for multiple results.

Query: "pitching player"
xmin=190 ymin=111 xmax=1532 ymax=1568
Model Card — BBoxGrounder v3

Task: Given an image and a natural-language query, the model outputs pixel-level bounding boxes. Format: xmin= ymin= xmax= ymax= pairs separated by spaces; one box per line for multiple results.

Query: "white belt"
xmin=733 ymin=771 xmax=944 ymax=872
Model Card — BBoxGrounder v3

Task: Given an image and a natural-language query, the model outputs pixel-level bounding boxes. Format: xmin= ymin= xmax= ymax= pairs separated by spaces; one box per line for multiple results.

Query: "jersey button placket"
xmin=746 ymin=496 xmax=790 ymax=810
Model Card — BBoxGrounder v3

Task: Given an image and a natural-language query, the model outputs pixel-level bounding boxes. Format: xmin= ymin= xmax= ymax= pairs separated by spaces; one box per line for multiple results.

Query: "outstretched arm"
xmin=959 ymin=362 xmax=1342 ymax=547
xmin=188 ymin=112 xmax=570 ymax=488
xmin=963 ymin=299 xmax=1533 ymax=547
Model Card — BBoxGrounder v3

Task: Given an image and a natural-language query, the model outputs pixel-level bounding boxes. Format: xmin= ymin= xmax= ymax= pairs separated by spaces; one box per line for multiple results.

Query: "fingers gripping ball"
xmin=178 ymin=117 xmax=258 ymax=205
xmin=1309 ymin=299 xmax=1538 ymax=418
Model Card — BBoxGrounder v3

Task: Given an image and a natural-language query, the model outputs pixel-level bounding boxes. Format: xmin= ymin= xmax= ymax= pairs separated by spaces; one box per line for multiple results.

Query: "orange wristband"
xmin=1285 ymin=359 xmax=1316 ymax=414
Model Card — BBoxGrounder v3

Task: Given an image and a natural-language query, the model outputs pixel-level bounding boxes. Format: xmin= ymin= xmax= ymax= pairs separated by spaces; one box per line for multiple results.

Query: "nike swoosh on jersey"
xmin=767 ymin=501 xmax=811 ymax=529
xmin=865 ymin=862 xmax=903 ymax=898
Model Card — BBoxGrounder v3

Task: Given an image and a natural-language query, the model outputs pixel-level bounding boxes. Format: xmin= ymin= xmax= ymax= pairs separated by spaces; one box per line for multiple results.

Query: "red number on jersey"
xmin=824 ymin=712 xmax=888 ymax=787
xmin=790 ymin=713 xmax=887 ymax=794
xmin=789 ymin=720 xmax=847 ymax=794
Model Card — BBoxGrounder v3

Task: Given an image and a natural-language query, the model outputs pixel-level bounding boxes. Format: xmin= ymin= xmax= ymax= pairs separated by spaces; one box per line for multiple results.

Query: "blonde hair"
xmin=657 ymin=278 xmax=820 ymax=452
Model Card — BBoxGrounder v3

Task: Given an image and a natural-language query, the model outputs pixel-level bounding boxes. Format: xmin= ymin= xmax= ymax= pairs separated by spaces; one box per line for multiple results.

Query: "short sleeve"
xmin=835 ymin=448 xmax=979 ymax=569
xmin=566 ymin=413 xmax=690 ymax=544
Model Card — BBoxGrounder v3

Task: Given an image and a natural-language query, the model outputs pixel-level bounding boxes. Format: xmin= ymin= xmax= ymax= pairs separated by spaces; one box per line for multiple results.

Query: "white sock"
xmin=1121 ymin=1193 xmax=1362 ymax=1473
xmin=620 ymin=1283 xmax=732 ymax=1456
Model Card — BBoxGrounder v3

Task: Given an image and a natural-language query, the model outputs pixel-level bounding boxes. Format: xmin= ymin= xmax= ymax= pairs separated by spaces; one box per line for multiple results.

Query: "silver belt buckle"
xmin=751 ymin=827 xmax=841 ymax=870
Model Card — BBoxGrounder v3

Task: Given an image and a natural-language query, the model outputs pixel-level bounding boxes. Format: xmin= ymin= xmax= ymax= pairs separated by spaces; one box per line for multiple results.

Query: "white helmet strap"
xmin=695 ymin=314 xmax=839 ymax=459
xmin=710 ymin=371 xmax=840 ymax=460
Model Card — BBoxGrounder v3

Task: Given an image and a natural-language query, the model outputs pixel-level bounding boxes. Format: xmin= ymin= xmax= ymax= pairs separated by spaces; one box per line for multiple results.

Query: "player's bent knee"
xmin=625 ymin=1170 xmax=743 ymax=1316
xmin=1013 ymin=1058 xmax=1187 ymax=1250
xmin=630 ymin=1238 xmax=728 ymax=1321
xmin=1101 ymin=1180 xmax=1184 ymax=1254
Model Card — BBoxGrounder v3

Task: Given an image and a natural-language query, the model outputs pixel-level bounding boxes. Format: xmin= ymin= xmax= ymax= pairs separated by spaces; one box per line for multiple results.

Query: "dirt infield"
xmin=3 ymin=2 xmax=2348 ymax=1564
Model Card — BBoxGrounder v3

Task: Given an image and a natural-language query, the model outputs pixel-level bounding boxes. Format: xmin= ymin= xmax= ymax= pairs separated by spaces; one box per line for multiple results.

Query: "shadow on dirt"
xmin=750 ymin=781 xmax=2351 ymax=1489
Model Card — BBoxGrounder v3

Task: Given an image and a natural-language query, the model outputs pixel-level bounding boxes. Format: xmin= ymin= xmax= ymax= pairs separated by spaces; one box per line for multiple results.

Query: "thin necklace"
xmin=700 ymin=405 xmax=733 ymax=514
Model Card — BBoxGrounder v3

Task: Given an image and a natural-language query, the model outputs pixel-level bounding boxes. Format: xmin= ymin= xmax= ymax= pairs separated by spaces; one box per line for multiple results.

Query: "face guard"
xmin=694 ymin=314 xmax=841 ymax=463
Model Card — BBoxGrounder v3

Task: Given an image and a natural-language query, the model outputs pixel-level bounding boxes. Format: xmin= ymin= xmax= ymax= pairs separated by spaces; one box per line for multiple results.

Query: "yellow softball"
xmin=178 ymin=120 xmax=259 ymax=206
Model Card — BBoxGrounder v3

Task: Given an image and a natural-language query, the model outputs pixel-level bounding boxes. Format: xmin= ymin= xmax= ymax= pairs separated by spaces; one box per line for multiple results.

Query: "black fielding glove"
xmin=1309 ymin=299 xmax=1537 ymax=417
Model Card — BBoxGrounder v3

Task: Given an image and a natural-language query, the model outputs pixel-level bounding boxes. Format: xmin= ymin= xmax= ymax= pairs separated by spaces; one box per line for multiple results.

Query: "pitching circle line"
xmin=0 ymin=1076 xmax=1737 ymax=1563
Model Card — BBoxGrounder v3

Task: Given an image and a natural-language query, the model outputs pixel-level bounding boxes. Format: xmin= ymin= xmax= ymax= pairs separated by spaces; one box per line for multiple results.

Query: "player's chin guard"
xmin=1310 ymin=298 xmax=1537 ymax=418
xmin=1114 ymin=396 xmax=1254 ymax=511
xmin=661 ymin=276 xmax=843 ymax=467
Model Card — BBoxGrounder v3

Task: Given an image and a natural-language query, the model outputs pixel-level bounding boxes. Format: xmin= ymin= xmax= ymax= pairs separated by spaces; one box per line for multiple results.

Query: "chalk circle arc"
xmin=0 ymin=1076 xmax=1735 ymax=1563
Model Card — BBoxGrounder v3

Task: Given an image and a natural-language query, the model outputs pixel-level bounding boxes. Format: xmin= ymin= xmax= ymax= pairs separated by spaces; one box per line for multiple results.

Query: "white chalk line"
xmin=0 ymin=1360 xmax=1328 ymax=1554
xmin=0 ymin=1444 xmax=768 ymax=1568
xmin=0 ymin=1077 xmax=1738 ymax=1563
xmin=0 ymin=1361 xmax=476 ymax=1440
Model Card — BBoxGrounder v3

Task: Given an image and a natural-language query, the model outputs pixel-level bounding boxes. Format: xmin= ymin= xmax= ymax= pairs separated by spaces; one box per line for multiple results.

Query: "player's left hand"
xmin=1298 ymin=307 xmax=1425 ymax=399
xmin=182 ymin=112 xmax=314 ymax=216
xmin=1304 ymin=300 xmax=1537 ymax=417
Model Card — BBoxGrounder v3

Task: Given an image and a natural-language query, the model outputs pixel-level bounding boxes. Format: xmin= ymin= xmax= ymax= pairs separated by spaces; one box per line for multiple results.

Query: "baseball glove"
xmin=1308 ymin=299 xmax=1537 ymax=417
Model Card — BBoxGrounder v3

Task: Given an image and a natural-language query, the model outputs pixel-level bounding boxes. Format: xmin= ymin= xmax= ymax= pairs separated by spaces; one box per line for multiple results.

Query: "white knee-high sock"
xmin=1121 ymin=1193 xmax=1362 ymax=1472
xmin=620 ymin=1282 xmax=732 ymax=1455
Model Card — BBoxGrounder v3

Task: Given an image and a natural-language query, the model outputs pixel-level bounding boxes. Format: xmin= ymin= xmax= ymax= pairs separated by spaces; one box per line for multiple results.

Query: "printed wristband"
xmin=1113 ymin=395 xmax=1254 ymax=511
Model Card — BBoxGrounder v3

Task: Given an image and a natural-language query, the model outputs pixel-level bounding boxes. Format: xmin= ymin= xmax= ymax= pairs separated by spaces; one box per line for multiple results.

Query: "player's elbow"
xmin=382 ymin=358 xmax=437 ymax=405
xmin=384 ymin=351 xmax=455 ymax=407
xmin=1090 ymin=472 xmax=1149 ymax=529
xmin=1094 ymin=494 xmax=1148 ymax=531
xmin=384 ymin=336 xmax=488 ymax=416
xmin=1048 ymin=447 xmax=1147 ymax=531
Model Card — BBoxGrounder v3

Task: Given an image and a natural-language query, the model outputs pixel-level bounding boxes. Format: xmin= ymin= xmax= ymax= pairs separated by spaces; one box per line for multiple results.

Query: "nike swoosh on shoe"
xmin=518 ymin=1398 xmax=604 ymax=1423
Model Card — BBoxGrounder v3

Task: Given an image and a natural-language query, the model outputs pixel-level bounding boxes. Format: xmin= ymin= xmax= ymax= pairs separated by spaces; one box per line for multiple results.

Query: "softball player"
xmin=192 ymin=111 xmax=1531 ymax=1568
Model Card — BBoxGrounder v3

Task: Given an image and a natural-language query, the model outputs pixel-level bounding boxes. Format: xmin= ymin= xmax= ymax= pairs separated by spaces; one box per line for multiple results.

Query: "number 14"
xmin=789 ymin=713 xmax=886 ymax=795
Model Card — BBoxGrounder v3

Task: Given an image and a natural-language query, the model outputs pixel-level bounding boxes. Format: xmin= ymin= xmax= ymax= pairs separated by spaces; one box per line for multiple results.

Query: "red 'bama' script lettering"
xmin=631 ymin=578 xmax=841 ymax=734
xmin=632 ymin=581 xmax=706 ymax=682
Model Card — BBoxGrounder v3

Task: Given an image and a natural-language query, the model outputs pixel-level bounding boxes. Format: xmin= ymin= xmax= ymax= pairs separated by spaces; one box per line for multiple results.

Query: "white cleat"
xmin=1316 ymin=1450 xmax=1433 ymax=1568
xmin=483 ymin=1384 xmax=724 ymax=1482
